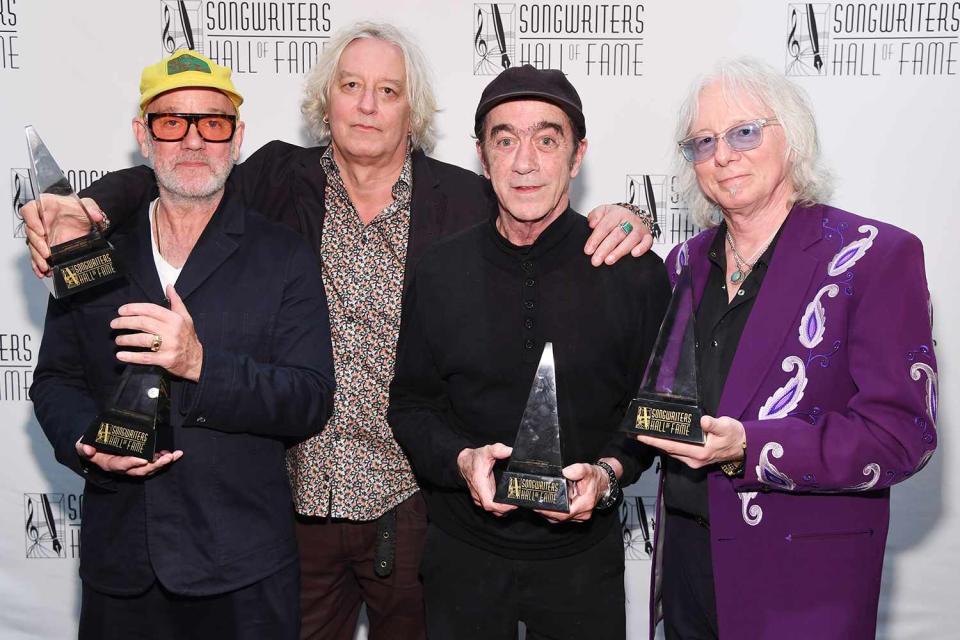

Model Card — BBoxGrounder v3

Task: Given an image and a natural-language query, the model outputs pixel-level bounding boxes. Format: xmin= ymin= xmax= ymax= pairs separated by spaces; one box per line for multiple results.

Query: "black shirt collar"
xmin=486 ymin=206 xmax=579 ymax=263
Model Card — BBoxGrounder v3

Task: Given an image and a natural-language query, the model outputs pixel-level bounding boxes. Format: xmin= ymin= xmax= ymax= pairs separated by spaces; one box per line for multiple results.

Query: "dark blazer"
xmin=83 ymin=141 xmax=495 ymax=289
xmin=649 ymin=204 xmax=937 ymax=639
xmin=32 ymin=189 xmax=336 ymax=597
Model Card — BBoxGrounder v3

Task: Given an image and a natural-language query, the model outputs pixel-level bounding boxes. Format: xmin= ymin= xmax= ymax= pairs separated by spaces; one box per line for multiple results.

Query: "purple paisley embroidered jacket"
xmin=650 ymin=204 xmax=938 ymax=639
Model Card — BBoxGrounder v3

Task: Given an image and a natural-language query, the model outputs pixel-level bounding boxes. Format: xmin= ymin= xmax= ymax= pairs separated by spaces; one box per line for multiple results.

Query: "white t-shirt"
xmin=149 ymin=198 xmax=183 ymax=291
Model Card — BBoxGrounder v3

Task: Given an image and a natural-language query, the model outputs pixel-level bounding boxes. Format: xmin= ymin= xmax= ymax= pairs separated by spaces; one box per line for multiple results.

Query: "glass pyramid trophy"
xmin=82 ymin=366 xmax=172 ymax=461
xmin=621 ymin=264 xmax=705 ymax=444
xmin=494 ymin=342 xmax=569 ymax=512
xmin=26 ymin=126 xmax=122 ymax=297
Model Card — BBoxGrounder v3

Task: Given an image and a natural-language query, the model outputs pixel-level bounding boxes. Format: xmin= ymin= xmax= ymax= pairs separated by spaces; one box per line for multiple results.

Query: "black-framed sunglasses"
xmin=146 ymin=113 xmax=238 ymax=143
xmin=678 ymin=118 xmax=779 ymax=163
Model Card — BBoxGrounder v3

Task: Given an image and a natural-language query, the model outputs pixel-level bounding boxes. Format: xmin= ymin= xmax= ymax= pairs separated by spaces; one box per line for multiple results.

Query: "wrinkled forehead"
xmin=146 ymin=87 xmax=237 ymax=115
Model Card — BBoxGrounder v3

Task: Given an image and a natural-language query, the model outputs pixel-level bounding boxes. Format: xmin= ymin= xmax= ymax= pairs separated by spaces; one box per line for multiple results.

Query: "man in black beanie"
xmin=389 ymin=65 xmax=670 ymax=639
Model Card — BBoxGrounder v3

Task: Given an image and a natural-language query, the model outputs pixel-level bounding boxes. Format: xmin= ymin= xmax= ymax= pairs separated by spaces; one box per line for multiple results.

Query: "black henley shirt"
xmin=389 ymin=207 xmax=670 ymax=560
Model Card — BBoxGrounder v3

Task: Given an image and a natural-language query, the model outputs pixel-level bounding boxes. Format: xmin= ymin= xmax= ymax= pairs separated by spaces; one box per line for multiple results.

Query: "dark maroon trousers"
xmin=296 ymin=492 xmax=428 ymax=640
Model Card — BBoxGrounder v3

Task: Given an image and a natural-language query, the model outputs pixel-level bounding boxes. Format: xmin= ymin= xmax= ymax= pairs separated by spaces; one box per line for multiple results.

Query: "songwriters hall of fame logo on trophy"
xmin=786 ymin=3 xmax=830 ymax=76
xmin=161 ymin=0 xmax=204 ymax=55
xmin=474 ymin=3 xmax=516 ymax=75
xmin=494 ymin=342 xmax=569 ymax=512
xmin=621 ymin=264 xmax=705 ymax=444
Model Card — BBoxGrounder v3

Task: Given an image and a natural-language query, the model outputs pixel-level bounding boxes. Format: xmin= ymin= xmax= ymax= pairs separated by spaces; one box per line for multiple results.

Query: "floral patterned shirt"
xmin=286 ymin=146 xmax=418 ymax=520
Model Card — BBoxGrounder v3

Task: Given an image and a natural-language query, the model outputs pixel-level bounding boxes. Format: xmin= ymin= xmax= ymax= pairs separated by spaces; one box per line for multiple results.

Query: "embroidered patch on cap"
xmin=167 ymin=54 xmax=211 ymax=75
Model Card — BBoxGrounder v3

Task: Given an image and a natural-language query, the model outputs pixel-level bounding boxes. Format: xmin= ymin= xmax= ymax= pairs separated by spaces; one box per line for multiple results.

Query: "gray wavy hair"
xmin=301 ymin=22 xmax=438 ymax=152
xmin=674 ymin=57 xmax=834 ymax=227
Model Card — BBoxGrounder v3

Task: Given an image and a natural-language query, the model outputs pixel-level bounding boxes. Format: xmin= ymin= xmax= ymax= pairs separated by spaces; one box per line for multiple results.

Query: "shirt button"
xmin=710 ymin=251 xmax=717 ymax=258
xmin=712 ymin=340 xmax=719 ymax=348
xmin=524 ymin=300 xmax=535 ymax=310
xmin=524 ymin=339 xmax=535 ymax=350
xmin=522 ymin=260 xmax=534 ymax=272
xmin=197 ymin=416 xmax=206 ymax=424
xmin=525 ymin=278 xmax=536 ymax=287
xmin=695 ymin=341 xmax=700 ymax=349
xmin=524 ymin=318 xmax=534 ymax=329
xmin=737 ymin=289 xmax=745 ymax=296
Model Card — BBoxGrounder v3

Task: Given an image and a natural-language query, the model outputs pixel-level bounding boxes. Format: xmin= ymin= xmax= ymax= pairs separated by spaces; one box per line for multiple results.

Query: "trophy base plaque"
xmin=621 ymin=393 xmax=705 ymax=444
xmin=83 ymin=409 xmax=172 ymax=461
xmin=49 ymin=233 xmax=122 ymax=298
xmin=494 ymin=463 xmax=570 ymax=513
xmin=81 ymin=366 xmax=171 ymax=461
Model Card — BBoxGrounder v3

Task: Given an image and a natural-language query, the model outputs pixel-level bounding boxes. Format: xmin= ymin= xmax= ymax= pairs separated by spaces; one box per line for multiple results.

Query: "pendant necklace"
xmin=725 ymin=226 xmax=780 ymax=285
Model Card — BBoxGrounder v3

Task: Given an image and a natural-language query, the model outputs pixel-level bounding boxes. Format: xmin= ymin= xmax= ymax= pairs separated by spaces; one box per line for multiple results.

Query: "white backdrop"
xmin=0 ymin=1 xmax=955 ymax=638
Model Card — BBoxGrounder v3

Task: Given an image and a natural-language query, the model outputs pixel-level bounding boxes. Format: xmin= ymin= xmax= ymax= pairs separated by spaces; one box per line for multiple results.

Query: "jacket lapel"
xmin=716 ymin=206 xmax=826 ymax=420
xmin=171 ymin=192 xmax=242 ymax=302
xmin=111 ymin=202 xmax=167 ymax=305
xmin=404 ymin=150 xmax=444 ymax=296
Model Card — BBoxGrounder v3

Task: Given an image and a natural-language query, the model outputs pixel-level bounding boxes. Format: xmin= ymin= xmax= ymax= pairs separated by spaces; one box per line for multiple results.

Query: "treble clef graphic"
xmin=627 ymin=178 xmax=639 ymax=207
xmin=25 ymin=496 xmax=39 ymax=544
xmin=786 ymin=8 xmax=801 ymax=60
xmin=12 ymin=173 xmax=26 ymax=237
xmin=474 ymin=8 xmax=488 ymax=59
xmin=162 ymin=5 xmax=177 ymax=53
xmin=806 ymin=4 xmax=823 ymax=71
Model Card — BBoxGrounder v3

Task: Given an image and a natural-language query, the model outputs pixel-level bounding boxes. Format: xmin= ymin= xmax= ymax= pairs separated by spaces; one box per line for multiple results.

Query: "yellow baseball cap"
xmin=139 ymin=50 xmax=243 ymax=114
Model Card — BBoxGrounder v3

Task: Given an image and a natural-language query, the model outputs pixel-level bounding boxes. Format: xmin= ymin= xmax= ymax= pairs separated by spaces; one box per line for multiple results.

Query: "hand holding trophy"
xmin=25 ymin=126 xmax=122 ymax=297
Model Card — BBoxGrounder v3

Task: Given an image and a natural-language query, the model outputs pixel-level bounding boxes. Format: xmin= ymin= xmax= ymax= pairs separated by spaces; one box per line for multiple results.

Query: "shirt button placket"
xmin=521 ymin=259 xmax=538 ymax=361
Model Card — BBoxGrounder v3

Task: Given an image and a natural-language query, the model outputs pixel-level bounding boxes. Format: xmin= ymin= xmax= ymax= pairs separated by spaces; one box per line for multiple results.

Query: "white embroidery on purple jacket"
xmin=840 ymin=463 xmax=881 ymax=491
xmin=910 ymin=362 xmax=938 ymax=427
xmin=798 ymin=285 xmax=839 ymax=349
xmin=759 ymin=356 xmax=808 ymax=420
xmin=739 ymin=492 xmax=762 ymax=527
xmin=756 ymin=442 xmax=797 ymax=491
xmin=740 ymin=223 xmax=880 ymax=524
xmin=827 ymin=225 xmax=878 ymax=276
xmin=910 ymin=360 xmax=938 ymax=471
xmin=675 ymin=241 xmax=689 ymax=276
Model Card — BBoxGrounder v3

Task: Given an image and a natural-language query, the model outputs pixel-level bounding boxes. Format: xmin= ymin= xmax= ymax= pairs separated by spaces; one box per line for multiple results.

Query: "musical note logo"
xmin=160 ymin=1 xmax=203 ymax=55
xmin=473 ymin=4 xmax=516 ymax=75
xmin=10 ymin=169 xmax=32 ymax=238
xmin=24 ymin=493 xmax=66 ymax=558
xmin=785 ymin=4 xmax=829 ymax=76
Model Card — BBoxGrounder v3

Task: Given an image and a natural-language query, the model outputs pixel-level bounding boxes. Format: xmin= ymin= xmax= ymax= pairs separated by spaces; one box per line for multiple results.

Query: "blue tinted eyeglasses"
xmin=678 ymin=118 xmax=779 ymax=163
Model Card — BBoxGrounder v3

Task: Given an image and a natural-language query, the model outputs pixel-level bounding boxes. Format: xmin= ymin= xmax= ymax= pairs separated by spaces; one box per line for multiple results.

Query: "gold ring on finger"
xmin=150 ymin=334 xmax=162 ymax=352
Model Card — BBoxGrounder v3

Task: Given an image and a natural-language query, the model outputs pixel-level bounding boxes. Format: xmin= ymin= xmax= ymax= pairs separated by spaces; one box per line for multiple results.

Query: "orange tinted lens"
xmin=151 ymin=115 xmax=188 ymax=141
xmin=197 ymin=116 xmax=234 ymax=141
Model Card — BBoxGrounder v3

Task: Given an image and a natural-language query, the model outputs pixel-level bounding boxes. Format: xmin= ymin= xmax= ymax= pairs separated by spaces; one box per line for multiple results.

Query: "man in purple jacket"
xmin=635 ymin=58 xmax=937 ymax=640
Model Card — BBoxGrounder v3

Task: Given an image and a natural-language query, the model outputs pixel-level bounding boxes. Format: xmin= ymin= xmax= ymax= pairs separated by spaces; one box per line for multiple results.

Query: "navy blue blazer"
xmin=32 ymin=189 xmax=335 ymax=597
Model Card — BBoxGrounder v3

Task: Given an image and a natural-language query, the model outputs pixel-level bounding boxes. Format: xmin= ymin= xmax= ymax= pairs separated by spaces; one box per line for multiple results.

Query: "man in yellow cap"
xmin=31 ymin=49 xmax=335 ymax=639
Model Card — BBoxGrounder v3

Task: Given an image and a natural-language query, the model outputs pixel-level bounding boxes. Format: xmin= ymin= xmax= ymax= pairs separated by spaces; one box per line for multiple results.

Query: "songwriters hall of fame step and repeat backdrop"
xmin=0 ymin=0 xmax=956 ymax=638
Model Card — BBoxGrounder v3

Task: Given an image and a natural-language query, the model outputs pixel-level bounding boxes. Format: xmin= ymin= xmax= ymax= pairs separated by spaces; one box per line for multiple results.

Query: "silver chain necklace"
xmin=725 ymin=227 xmax=779 ymax=284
